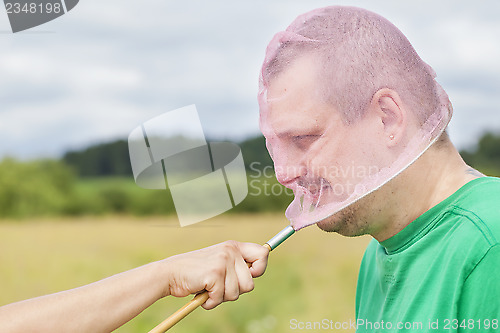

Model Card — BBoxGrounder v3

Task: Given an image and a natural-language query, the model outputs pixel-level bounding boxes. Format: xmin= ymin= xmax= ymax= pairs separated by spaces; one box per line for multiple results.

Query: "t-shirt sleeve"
xmin=458 ymin=244 xmax=500 ymax=332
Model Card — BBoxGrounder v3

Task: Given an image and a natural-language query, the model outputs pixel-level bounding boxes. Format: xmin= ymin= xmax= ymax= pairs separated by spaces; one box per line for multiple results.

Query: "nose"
xmin=265 ymin=138 xmax=307 ymax=186
xmin=274 ymin=157 xmax=307 ymax=185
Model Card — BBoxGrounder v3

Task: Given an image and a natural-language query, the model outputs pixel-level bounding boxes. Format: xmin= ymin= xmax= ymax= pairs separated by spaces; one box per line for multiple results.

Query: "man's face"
xmin=260 ymin=55 xmax=388 ymax=234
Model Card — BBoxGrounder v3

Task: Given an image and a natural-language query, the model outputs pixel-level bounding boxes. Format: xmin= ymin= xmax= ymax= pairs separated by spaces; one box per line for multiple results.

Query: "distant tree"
xmin=62 ymin=136 xmax=274 ymax=178
xmin=238 ymin=135 xmax=273 ymax=174
xmin=0 ymin=158 xmax=76 ymax=217
xmin=63 ymin=140 xmax=132 ymax=177
xmin=460 ymin=132 xmax=500 ymax=176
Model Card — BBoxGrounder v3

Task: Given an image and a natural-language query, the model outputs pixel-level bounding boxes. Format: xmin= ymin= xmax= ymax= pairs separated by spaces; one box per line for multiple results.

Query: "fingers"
xmin=237 ymin=242 xmax=270 ymax=278
xmin=202 ymin=241 xmax=269 ymax=310
xmin=233 ymin=253 xmax=254 ymax=295
xmin=202 ymin=247 xmax=230 ymax=310
xmin=203 ymin=271 xmax=223 ymax=310
xmin=223 ymin=255 xmax=240 ymax=302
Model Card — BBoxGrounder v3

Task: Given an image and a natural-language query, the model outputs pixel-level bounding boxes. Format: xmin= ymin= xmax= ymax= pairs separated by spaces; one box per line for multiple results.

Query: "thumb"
xmin=237 ymin=242 xmax=270 ymax=278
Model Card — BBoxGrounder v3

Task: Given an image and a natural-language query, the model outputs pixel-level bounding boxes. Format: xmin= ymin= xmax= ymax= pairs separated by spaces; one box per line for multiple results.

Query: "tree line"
xmin=62 ymin=136 xmax=273 ymax=178
xmin=61 ymin=132 xmax=500 ymax=179
xmin=0 ymin=132 xmax=498 ymax=219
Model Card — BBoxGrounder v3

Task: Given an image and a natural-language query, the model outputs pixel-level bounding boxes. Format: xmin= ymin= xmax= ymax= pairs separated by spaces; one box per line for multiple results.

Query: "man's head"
xmin=260 ymin=6 xmax=442 ymax=125
xmin=259 ymin=6 xmax=452 ymax=231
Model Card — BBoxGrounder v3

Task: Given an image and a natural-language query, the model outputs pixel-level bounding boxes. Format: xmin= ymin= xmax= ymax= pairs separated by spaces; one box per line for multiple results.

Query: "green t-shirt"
xmin=355 ymin=177 xmax=500 ymax=333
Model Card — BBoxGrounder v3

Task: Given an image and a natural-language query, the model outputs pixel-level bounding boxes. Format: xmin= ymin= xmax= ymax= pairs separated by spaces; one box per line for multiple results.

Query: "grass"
xmin=0 ymin=214 xmax=371 ymax=333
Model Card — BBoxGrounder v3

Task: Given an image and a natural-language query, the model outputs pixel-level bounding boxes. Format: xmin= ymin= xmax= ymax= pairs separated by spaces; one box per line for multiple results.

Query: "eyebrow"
xmin=275 ymin=129 xmax=301 ymax=139
xmin=275 ymin=125 xmax=324 ymax=139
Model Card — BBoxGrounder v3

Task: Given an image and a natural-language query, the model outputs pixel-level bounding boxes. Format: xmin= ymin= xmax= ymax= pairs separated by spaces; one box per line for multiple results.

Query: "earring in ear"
xmin=389 ymin=134 xmax=395 ymax=140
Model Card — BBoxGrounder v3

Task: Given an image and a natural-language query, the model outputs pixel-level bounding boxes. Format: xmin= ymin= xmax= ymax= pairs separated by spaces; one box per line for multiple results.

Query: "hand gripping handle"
xmin=147 ymin=225 xmax=295 ymax=333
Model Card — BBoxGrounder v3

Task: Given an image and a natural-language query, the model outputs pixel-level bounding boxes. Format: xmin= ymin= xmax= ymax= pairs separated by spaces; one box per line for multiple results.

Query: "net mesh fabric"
xmin=258 ymin=6 xmax=452 ymax=230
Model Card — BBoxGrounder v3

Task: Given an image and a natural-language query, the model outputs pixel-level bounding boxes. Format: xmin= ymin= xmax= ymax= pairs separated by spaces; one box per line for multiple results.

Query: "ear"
xmin=370 ymin=88 xmax=407 ymax=147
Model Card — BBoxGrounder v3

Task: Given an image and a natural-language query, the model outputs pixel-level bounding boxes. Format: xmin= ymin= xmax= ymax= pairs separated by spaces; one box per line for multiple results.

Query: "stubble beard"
xmin=315 ymin=193 xmax=374 ymax=237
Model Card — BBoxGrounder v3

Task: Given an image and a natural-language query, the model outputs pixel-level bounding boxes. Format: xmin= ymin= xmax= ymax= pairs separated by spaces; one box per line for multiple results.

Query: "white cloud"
xmin=0 ymin=0 xmax=499 ymax=159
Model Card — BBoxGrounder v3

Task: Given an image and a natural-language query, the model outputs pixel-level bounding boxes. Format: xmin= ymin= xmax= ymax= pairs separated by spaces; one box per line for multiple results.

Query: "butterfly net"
xmin=258 ymin=6 xmax=452 ymax=230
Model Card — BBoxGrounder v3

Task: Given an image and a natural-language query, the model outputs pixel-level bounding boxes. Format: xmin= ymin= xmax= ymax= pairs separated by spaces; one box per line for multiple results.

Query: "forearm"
xmin=0 ymin=240 xmax=269 ymax=332
xmin=0 ymin=260 xmax=168 ymax=333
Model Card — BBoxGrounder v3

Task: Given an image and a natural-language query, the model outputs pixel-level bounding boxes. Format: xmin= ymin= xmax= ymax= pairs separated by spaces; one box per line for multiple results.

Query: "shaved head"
xmin=260 ymin=6 xmax=446 ymax=125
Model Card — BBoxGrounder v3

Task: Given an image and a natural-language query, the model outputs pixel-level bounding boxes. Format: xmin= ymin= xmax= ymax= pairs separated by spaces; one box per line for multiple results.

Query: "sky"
xmin=0 ymin=0 xmax=499 ymax=160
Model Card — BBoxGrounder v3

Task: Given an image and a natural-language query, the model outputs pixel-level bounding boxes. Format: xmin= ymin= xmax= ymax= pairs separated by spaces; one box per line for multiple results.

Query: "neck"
xmin=370 ymin=140 xmax=483 ymax=242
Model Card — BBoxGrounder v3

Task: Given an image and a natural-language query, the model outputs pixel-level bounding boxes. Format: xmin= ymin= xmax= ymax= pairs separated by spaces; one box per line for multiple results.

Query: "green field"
xmin=0 ymin=214 xmax=370 ymax=332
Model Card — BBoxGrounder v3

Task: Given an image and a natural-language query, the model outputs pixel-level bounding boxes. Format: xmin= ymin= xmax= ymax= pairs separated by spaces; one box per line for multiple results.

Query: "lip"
xmin=307 ymin=184 xmax=331 ymax=201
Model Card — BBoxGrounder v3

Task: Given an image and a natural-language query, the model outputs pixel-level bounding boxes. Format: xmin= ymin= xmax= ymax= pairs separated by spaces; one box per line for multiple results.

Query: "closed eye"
xmin=292 ymin=135 xmax=320 ymax=150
